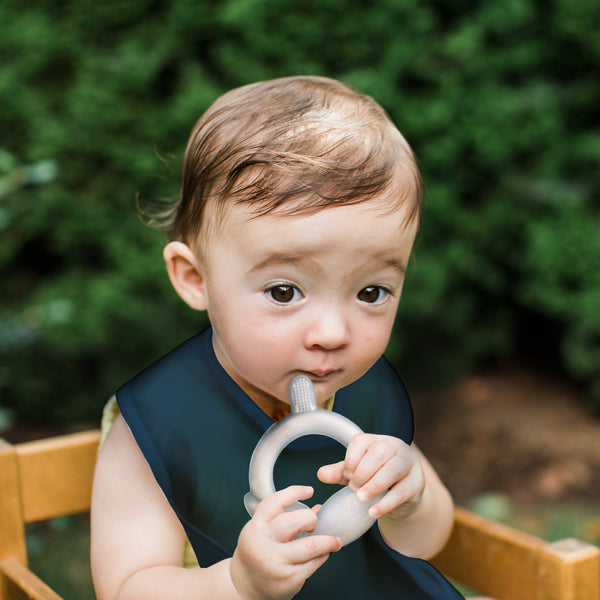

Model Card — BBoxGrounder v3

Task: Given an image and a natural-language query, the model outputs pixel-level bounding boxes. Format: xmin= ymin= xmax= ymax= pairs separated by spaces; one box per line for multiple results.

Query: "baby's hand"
xmin=317 ymin=434 xmax=425 ymax=520
xmin=230 ymin=485 xmax=342 ymax=600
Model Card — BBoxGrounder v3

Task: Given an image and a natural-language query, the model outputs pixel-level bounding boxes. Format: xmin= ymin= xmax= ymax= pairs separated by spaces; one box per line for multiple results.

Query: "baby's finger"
xmin=285 ymin=535 xmax=342 ymax=566
xmin=270 ymin=507 xmax=318 ymax=543
xmin=293 ymin=554 xmax=331 ymax=581
xmin=349 ymin=441 xmax=398 ymax=491
xmin=316 ymin=461 xmax=347 ymax=485
xmin=283 ymin=538 xmax=342 ymax=585
xmin=353 ymin=443 xmax=414 ymax=501
xmin=341 ymin=434 xmax=373 ymax=480
xmin=254 ymin=485 xmax=314 ymax=522
xmin=368 ymin=471 xmax=424 ymax=518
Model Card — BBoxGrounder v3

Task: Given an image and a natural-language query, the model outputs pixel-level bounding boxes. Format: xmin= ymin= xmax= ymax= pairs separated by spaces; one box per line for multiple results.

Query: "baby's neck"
xmin=252 ymin=394 xmax=291 ymax=422
xmin=253 ymin=393 xmax=335 ymax=422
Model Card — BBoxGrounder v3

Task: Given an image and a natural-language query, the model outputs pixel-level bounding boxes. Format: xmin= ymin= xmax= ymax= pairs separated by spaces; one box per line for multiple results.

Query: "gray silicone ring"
xmin=244 ymin=375 xmax=386 ymax=545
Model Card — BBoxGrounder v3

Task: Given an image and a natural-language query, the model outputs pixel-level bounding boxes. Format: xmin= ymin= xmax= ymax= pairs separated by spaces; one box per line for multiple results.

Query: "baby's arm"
xmin=317 ymin=435 xmax=454 ymax=559
xmin=91 ymin=415 xmax=341 ymax=600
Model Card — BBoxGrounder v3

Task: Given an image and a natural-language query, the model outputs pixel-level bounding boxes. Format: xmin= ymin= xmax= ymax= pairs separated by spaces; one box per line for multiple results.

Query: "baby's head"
xmin=160 ymin=77 xmax=423 ymax=410
xmin=164 ymin=76 xmax=422 ymax=250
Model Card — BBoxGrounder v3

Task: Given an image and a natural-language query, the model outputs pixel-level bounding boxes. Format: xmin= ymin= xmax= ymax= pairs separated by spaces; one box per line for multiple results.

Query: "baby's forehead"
xmin=199 ymin=199 xmax=419 ymax=287
xmin=205 ymin=193 xmax=417 ymax=241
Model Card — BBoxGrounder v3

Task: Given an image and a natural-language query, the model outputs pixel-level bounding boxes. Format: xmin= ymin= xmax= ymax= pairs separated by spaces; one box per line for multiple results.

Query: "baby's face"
xmin=201 ymin=198 xmax=418 ymax=413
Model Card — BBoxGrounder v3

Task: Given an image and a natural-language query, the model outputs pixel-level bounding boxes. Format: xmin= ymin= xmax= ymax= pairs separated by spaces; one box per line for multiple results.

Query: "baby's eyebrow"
xmin=362 ymin=252 xmax=408 ymax=276
xmin=250 ymin=253 xmax=407 ymax=276
xmin=249 ymin=254 xmax=318 ymax=273
xmin=380 ymin=257 xmax=407 ymax=275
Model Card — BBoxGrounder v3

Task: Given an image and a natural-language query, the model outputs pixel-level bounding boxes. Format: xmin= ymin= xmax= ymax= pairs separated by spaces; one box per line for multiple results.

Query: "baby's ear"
xmin=163 ymin=242 xmax=207 ymax=310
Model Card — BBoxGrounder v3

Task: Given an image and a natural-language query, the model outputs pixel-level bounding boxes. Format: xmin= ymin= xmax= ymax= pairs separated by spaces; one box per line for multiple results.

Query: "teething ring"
xmin=244 ymin=375 xmax=386 ymax=546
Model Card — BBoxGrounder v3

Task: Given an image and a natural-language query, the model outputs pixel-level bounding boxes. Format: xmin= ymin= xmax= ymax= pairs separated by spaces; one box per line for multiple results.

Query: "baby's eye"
xmin=266 ymin=284 xmax=303 ymax=304
xmin=357 ymin=286 xmax=389 ymax=304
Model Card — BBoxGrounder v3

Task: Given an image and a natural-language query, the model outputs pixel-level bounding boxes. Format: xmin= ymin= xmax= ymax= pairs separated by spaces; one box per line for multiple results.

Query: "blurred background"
xmin=1 ymin=0 xmax=599 ymax=597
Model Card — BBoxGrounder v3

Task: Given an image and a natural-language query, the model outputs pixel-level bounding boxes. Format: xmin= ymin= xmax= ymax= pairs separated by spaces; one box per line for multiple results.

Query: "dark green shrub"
xmin=1 ymin=0 xmax=598 ymax=425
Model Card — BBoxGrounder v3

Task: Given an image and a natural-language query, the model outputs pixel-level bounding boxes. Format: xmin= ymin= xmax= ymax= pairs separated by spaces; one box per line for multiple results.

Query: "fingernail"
xmin=357 ymin=489 xmax=369 ymax=502
xmin=368 ymin=506 xmax=380 ymax=519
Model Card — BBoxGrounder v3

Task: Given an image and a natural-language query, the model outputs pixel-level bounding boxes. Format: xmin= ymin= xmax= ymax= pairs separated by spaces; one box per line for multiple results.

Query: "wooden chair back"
xmin=0 ymin=431 xmax=598 ymax=600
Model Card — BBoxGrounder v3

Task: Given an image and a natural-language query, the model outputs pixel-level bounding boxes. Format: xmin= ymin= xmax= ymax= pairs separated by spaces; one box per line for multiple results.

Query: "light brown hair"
xmin=149 ymin=76 xmax=423 ymax=244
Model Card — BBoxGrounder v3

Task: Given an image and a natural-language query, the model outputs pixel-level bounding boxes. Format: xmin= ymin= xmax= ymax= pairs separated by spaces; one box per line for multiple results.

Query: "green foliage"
xmin=27 ymin=517 xmax=94 ymax=600
xmin=1 ymin=0 xmax=599 ymax=424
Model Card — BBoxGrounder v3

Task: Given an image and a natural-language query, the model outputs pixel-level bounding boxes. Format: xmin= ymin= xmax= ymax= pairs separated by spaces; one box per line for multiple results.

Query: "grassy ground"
xmin=26 ymin=501 xmax=600 ymax=600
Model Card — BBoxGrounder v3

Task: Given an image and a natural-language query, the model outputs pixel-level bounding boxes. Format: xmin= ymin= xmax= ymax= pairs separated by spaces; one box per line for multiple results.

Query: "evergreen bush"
xmin=1 ymin=0 xmax=598 ymax=425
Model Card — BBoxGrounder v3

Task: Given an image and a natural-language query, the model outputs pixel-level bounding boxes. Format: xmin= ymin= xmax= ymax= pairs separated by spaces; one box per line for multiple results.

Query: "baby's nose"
xmin=304 ymin=308 xmax=350 ymax=350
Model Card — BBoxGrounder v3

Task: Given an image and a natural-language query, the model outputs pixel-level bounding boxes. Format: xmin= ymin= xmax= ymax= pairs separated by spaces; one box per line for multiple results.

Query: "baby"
xmin=91 ymin=76 xmax=463 ymax=599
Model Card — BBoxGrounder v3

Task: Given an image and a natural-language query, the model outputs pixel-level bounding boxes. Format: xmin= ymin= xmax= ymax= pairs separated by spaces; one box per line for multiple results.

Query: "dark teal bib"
xmin=117 ymin=328 xmax=462 ymax=599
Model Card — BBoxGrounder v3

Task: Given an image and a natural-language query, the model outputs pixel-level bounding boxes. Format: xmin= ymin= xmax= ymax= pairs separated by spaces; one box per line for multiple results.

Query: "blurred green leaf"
xmin=1 ymin=0 xmax=599 ymax=426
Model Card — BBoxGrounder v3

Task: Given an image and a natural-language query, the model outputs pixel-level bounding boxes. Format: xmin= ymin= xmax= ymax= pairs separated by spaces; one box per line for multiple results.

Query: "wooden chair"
xmin=1 ymin=431 xmax=599 ymax=600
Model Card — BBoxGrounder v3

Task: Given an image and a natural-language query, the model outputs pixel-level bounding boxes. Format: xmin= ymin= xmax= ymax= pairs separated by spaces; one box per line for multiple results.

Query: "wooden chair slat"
xmin=0 ymin=558 xmax=62 ymax=600
xmin=538 ymin=538 xmax=600 ymax=600
xmin=15 ymin=431 xmax=101 ymax=523
xmin=0 ymin=441 xmax=27 ymax=566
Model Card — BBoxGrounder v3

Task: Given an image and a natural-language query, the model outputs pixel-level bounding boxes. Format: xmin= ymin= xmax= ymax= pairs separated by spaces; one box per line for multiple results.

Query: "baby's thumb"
xmin=317 ymin=461 xmax=347 ymax=485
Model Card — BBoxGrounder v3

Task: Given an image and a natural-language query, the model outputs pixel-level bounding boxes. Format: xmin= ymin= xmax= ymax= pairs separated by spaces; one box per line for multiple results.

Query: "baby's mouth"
xmin=299 ymin=368 xmax=340 ymax=381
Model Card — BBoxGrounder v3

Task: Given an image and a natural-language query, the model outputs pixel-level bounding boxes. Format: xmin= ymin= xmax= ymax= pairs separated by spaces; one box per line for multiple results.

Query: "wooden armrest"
xmin=0 ymin=558 xmax=62 ymax=600
xmin=432 ymin=506 xmax=600 ymax=600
